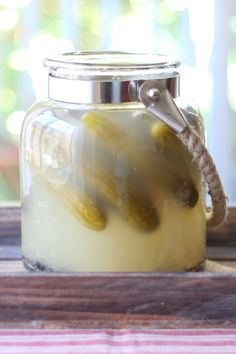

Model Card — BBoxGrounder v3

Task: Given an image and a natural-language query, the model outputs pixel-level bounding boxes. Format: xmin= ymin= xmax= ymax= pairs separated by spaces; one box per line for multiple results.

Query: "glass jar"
xmin=20 ymin=51 xmax=207 ymax=272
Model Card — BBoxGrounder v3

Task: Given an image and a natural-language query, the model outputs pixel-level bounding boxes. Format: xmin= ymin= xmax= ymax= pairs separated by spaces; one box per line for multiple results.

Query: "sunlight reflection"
xmin=0 ymin=8 xmax=19 ymax=31
xmin=6 ymin=110 xmax=25 ymax=136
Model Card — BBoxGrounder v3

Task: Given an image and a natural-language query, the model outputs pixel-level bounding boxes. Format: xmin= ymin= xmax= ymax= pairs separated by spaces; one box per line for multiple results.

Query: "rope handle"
xmin=178 ymin=126 xmax=227 ymax=227
xmin=138 ymin=80 xmax=228 ymax=227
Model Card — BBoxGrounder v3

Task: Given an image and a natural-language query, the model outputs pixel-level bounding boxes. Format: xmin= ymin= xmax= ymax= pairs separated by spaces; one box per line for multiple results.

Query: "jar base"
xmin=186 ymin=260 xmax=205 ymax=272
xmin=22 ymin=257 xmax=54 ymax=272
xmin=22 ymin=256 xmax=205 ymax=273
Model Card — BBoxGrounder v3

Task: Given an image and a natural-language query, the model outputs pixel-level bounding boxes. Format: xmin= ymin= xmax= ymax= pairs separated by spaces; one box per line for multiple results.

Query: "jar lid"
xmin=44 ymin=51 xmax=180 ymax=104
xmin=44 ymin=51 xmax=180 ymax=81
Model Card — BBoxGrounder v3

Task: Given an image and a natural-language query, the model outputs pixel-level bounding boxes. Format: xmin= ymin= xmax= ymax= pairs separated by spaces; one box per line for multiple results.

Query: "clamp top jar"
xmin=21 ymin=51 xmax=211 ymax=272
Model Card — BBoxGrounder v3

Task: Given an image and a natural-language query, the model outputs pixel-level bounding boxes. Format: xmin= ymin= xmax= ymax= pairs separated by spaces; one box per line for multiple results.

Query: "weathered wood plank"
xmin=0 ymin=207 xmax=20 ymax=246
xmin=207 ymin=206 xmax=236 ymax=246
xmin=0 ymin=273 xmax=236 ymax=329
xmin=206 ymin=246 xmax=236 ymax=260
xmin=0 ymin=318 xmax=236 ymax=329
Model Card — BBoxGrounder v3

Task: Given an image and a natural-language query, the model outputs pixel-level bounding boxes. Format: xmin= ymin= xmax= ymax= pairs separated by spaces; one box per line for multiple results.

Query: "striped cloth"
xmin=0 ymin=329 xmax=236 ymax=354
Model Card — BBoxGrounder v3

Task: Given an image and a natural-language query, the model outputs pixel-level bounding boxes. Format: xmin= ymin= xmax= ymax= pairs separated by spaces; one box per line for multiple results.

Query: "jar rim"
xmin=44 ymin=51 xmax=180 ymax=81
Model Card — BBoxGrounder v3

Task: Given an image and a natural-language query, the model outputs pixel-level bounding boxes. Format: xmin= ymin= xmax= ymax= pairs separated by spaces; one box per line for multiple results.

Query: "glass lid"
xmin=44 ymin=51 xmax=180 ymax=81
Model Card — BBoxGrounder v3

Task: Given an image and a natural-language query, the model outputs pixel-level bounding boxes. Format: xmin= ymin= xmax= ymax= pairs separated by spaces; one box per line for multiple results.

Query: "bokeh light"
xmin=41 ymin=0 xmax=62 ymax=16
xmin=129 ymin=0 xmax=156 ymax=15
xmin=44 ymin=19 xmax=68 ymax=37
xmin=0 ymin=89 xmax=16 ymax=112
xmin=0 ymin=0 xmax=31 ymax=8
xmin=8 ymin=48 xmax=29 ymax=71
xmin=27 ymin=33 xmax=74 ymax=99
xmin=6 ymin=111 xmax=25 ymax=136
xmin=112 ymin=15 xmax=154 ymax=52
xmin=156 ymin=3 xmax=177 ymax=25
xmin=0 ymin=8 xmax=19 ymax=31
xmin=165 ymin=0 xmax=189 ymax=11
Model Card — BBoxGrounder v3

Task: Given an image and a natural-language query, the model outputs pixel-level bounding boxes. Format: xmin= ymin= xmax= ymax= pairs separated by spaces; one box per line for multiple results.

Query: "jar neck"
xmin=48 ymin=74 xmax=180 ymax=104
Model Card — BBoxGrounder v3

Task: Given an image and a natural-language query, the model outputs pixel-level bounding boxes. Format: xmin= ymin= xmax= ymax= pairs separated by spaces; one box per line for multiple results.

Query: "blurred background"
xmin=0 ymin=0 xmax=235 ymax=202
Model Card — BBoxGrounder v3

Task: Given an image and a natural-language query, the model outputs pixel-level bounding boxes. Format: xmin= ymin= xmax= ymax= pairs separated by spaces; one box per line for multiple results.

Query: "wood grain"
xmin=206 ymin=246 xmax=236 ymax=261
xmin=0 ymin=272 xmax=236 ymax=329
xmin=207 ymin=206 xmax=236 ymax=246
xmin=0 ymin=207 xmax=20 ymax=246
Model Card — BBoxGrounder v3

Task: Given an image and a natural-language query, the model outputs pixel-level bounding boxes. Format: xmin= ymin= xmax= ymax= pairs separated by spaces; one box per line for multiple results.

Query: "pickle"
xmin=47 ymin=182 xmax=106 ymax=231
xmin=151 ymin=122 xmax=199 ymax=208
xmin=82 ymin=111 xmax=159 ymax=230
xmin=26 ymin=119 xmax=106 ymax=231
xmin=151 ymin=122 xmax=187 ymax=158
xmin=82 ymin=111 xmax=144 ymax=165
xmin=82 ymin=110 xmax=159 ymax=185
xmin=83 ymin=163 xmax=158 ymax=231
xmin=82 ymin=111 xmax=124 ymax=144
xmin=31 ymin=163 xmax=107 ymax=231
xmin=173 ymin=179 xmax=199 ymax=208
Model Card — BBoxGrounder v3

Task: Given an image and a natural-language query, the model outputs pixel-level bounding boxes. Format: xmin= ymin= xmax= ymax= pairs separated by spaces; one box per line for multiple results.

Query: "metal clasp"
xmin=139 ymin=80 xmax=188 ymax=133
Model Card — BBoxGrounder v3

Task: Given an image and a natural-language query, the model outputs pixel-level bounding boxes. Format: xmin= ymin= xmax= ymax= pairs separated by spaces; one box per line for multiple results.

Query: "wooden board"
xmin=0 ymin=206 xmax=236 ymax=329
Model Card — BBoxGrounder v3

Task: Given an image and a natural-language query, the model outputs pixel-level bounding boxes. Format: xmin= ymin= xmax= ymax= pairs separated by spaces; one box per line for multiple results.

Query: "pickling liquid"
xmin=21 ymin=106 xmax=206 ymax=272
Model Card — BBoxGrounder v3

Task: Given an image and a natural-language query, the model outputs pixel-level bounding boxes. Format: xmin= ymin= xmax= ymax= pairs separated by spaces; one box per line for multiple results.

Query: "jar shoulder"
xmin=22 ymin=96 xmax=205 ymax=142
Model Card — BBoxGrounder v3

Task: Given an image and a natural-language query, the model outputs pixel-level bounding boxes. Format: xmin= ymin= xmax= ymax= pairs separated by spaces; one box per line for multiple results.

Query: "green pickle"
xmin=82 ymin=111 xmax=124 ymax=144
xmin=82 ymin=162 xmax=158 ymax=231
xmin=29 ymin=165 xmax=107 ymax=231
xmin=82 ymin=111 xmax=159 ymax=231
xmin=46 ymin=182 xmax=106 ymax=231
xmin=151 ymin=122 xmax=200 ymax=208
xmin=82 ymin=111 xmax=154 ymax=172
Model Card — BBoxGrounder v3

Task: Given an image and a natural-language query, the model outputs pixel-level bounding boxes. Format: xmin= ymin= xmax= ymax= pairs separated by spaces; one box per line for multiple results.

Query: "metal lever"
xmin=139 ymin=80 xmax=188 ymax=133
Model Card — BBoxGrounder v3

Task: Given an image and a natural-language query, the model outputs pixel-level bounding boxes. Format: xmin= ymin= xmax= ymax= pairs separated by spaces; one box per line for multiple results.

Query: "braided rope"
xmin=178 ymin=126 xmax=228 ymax=227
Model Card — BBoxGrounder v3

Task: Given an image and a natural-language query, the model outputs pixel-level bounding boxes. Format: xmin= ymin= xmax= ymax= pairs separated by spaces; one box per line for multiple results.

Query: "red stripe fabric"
xmin=0 ymin=329 xmax=235 ymax=354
